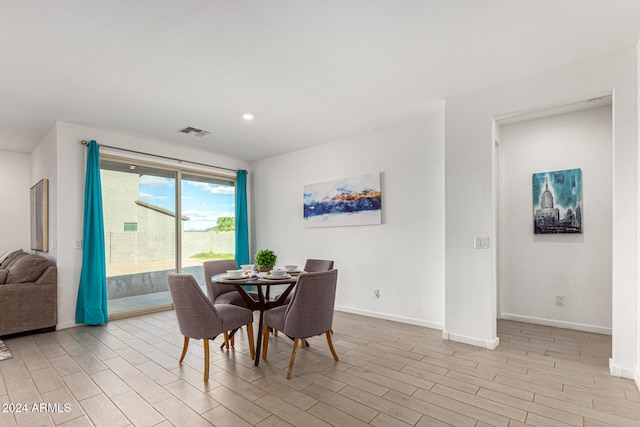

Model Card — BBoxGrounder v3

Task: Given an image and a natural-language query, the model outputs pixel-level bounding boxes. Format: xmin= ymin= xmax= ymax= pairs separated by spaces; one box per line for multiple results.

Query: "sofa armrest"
xmin=36 ymin=265 xmax=57 ymax=286
xmin=0 ymin=267 xmax=57 ymax=336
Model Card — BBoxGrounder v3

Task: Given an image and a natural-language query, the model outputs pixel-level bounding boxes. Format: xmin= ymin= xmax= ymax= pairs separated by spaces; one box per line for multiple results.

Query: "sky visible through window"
xmin=139 ymin=176 xmax=235 ymax=231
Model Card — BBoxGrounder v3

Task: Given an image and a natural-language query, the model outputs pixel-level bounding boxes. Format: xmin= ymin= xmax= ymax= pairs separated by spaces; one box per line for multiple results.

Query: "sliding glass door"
xmin=180 ymin=173 xmax=236 ymax=285
xmin=100 ymin=158 xmax=235 ymax=317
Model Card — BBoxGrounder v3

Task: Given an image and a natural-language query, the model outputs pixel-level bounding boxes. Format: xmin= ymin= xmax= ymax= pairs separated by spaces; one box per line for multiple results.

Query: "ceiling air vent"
xmin=178 ymin=126 xmax=210 ymax=137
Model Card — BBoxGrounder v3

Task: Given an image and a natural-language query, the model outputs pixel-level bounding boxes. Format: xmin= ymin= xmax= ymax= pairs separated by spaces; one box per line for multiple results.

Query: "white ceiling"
xmin=1 ymin=1 xmax=639 ymax=161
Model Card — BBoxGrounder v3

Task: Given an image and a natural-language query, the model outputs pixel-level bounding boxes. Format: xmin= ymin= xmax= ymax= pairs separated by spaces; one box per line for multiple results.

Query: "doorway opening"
xmin=495 ymin=97 xmax=613 ymax=351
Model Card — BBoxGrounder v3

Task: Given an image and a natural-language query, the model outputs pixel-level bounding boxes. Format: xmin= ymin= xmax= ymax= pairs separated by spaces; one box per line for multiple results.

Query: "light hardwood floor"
xmin=1 ymin=311 xmax=639 ymax=426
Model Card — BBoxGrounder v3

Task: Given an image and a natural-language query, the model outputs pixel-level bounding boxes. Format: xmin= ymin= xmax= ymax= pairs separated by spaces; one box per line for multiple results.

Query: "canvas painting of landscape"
xmin=304 ymin=173 xmax=382 ymax=228
xmin=533 ymin=168 xmax=582 ymax=234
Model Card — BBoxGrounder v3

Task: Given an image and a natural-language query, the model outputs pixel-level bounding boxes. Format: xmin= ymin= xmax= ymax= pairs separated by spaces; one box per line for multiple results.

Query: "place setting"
xmin=283 ymin=264 xmax=304 ymax=276
xmin=258 ymin=268 xmax=291 ymax=282
xmin=257 ymin=264 xmax=304 ymax=281
xmin=216 ymin=266 xmax=255 ymax=283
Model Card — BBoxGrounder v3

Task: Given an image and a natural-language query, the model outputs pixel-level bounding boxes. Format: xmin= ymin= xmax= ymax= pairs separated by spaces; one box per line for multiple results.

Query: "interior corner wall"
xmin=31 ymin=124 xmax=58 ymax=264
xmin=498 ymin=106 xmax=612 ymax=333
xmin=0 ymin=150 xmax=30 ymax=251
xmin=445 ymin=47 xmax=638 ymax=377
xmin=250 ymin=113 xmax=445 ymax=328
xmin=636 ymin=40 xmax=640 ymax=391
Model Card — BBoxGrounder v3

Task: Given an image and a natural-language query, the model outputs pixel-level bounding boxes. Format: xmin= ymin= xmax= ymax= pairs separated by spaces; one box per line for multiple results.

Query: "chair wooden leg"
xmin=326 ymin=331 xmax=339 ymax=361
xmin=179 ymin=337 xmax=189 ymax=364
xmin=274 ymin=329 xmax=278 ymax=336
xmin=286 ymin=338 xmax=299 ymax=379
xmin=203 ymin=339 xmax=210 ymax=382
xmin=301 ymin=338 xmax=307 ymax=349
xmin=246 ymin=322 xmax=255 ymax=360
xmin=262 ymin=324 xmax=270 ymax=360
xmin=223 ymin=332 xmax=230 ymax=350
xmin=231 ymin=334 xmax=235 ymax=347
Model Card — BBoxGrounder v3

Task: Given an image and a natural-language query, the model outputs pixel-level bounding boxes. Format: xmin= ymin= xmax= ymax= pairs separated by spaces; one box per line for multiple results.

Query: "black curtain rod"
xmin=80 ymin=140 xmax=240 ymax=174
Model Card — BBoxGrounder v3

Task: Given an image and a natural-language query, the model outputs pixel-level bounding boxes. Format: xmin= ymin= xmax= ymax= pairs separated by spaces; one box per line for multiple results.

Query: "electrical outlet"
xmin=373 ymin=289 xmax=380 ymax=298
xmin=556 ymin=295 xmax=565 ymax=306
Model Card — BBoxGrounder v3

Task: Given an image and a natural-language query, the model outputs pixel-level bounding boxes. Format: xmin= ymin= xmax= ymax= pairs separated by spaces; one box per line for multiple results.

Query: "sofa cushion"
xmin=0 ymin=249 xmax=15 ymax=264
xmin=0 ymin=250 xmax=28 ymax=269
xmin=6 ymin=254 xmax=50 ymax=284
xmin=0 ymin=269 xmax=7 ymax=285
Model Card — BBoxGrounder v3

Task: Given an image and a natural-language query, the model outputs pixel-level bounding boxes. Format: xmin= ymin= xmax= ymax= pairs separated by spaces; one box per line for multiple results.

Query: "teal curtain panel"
xmin=235 ymin=170 xmax=250 ymax=266
xmin=76 ymin=140 xmax=108 ymax=325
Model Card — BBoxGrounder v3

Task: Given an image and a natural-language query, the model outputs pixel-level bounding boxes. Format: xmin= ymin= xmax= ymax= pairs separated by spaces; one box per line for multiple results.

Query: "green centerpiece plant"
xmin=255 ymin=249 xmax=277 ymax=272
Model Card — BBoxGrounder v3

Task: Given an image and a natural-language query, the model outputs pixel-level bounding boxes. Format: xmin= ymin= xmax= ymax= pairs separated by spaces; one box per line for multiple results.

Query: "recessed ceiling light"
xmin=242 ymin=113 xmax=255 ymax=121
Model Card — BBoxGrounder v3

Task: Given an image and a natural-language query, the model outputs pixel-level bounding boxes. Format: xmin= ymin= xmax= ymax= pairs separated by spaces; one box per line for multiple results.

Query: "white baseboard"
xmin=334 ymin=305 xmax=444 ymax=330
xmin=57 ymin=320 xmax=80 ymax=330
xmin=500 ymin=313 xmax=611 ymax=335
xmin=335 ymin=306 xmax=499 ymax=350
xmin=442 ymin=330 xmax=499 ymax=350
xmin=609 ymin=358 xmax=637 ymax=381
xmin=487 ymin=336 xmax=500 ymax=350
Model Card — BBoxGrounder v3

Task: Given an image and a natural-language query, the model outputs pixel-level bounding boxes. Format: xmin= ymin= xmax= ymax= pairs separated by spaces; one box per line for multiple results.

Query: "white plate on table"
xmin=263 ymin=273 xmax=291 ymax=280
xmin=222 ymin=275 xmax=248 ymax=280
xmin=286 ymin=270 xmax=302 ymax=274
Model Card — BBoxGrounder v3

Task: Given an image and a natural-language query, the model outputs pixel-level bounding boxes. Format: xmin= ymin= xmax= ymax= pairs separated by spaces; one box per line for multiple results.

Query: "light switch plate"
xmin=474 ymin=237 xmax=490 ymax=249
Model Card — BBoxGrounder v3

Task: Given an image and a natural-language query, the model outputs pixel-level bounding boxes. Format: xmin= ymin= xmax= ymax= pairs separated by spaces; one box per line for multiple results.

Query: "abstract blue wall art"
xmin=303 ymin=173 xmax=382 ymax=228
xmin=533 ymin=168 xmax=582 ymax=234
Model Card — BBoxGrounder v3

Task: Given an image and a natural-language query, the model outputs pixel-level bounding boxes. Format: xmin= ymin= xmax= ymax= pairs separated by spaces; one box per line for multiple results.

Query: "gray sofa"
xmin=0 ymin=250 xmax=57 ymax=336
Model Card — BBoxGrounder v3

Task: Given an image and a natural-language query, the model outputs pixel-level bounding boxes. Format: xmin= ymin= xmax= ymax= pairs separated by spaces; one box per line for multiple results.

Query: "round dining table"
xmin=212 ymin=271 xmax=302 ymax=366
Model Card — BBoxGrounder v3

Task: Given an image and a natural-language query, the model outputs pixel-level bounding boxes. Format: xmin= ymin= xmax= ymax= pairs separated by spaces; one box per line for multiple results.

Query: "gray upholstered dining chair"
xmin=271 ymin=258 xmax=336 ymax=337
xmin=167 ymin=272 xmax=255 ymax=382
xmin=261 ymin=269 xmax=339 ymax=379
xmin=280 ymin=258 xmax=334 ymax=305
xmin=302 ymin=258 xmax=335 ymax=273
xmin=203 ymin=259 xmax=258 ymax=307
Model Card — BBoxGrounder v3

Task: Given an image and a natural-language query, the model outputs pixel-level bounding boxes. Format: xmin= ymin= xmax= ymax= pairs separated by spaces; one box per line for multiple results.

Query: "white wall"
xmin=0 ymin=150 xmax=30 ymax=251
xmin=34 ymin=121 xmax=249 ymax=330
xmin=498 ymin=106 xmax=612 ymax=334
xmin=445 ymin=47 xmax=638 ymax=379
xmin=30 ymin=124 xmax=57 ymax=264
xmin=637 ymin=41 xmax=640 ymax=391
xmin=251 ymin=113 xmax=445 ymax=328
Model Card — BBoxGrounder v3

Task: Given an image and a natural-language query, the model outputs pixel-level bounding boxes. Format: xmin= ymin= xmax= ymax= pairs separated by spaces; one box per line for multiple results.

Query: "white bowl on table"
xmin=284 ymin=265 xmax=298 ymax=272
xmin=241 ymin=264 xmax=255 ymax=272
xmin=226 ymin=269 xmax=244 ymax=279
xmin=270 ymin=269 xmax=287 ymax=278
